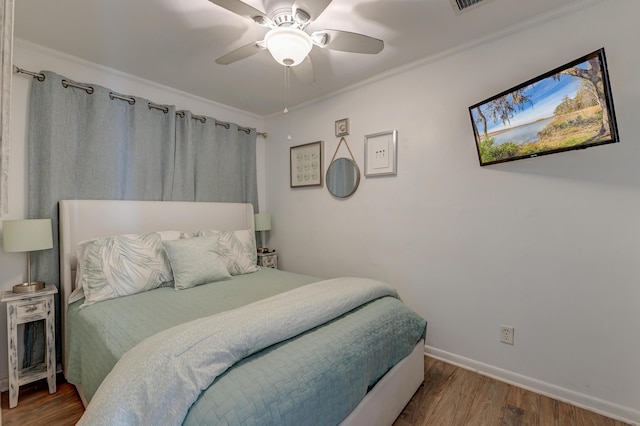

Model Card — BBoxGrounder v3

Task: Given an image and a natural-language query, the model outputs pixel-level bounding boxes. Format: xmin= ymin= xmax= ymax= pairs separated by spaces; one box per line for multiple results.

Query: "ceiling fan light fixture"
xmin=310 ymin=31 xmax=328 ymax=47
xmin=252 ymin=15 xmax=272 ymax=27
xmin=293 ymin=8 xmax=311 ymax=26
xmin=264 ymin=27 xmax=312 ymax=67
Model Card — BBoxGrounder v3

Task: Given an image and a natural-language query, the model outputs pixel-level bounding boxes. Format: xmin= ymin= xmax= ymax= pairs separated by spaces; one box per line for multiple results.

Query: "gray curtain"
xmin=26 ymin=71 xmax=258 ymax=366
xmin=174 ymin=111 xmax=257 ymax=210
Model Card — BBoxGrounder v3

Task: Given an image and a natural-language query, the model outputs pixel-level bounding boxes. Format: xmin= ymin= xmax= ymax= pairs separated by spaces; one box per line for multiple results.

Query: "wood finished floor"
xmin=394 ymin=357 xmax=631 ymax=426
xmin=1 ymin=358 xmax=630 ymax=426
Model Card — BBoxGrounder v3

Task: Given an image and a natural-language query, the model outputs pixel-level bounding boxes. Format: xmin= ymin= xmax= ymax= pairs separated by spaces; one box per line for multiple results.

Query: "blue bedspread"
xmin=185 ymin=296 xmax=425 ymax=426
xmin=67 ymin=269 xmax=426 ymax=425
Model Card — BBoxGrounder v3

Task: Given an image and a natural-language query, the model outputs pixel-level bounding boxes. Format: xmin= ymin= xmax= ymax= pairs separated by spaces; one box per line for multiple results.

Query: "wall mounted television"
xmin=469 ymin=48 xmax=619 ymax=166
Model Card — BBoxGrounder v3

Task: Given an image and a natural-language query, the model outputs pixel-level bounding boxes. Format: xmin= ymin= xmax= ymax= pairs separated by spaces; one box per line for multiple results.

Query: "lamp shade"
xmin=264 ymin=27 xmax=312 ymax=67
xmin=254 ymin=213 xmax=272 ymax=232
xmin=2 ymin=219 xmax=53 ymax=253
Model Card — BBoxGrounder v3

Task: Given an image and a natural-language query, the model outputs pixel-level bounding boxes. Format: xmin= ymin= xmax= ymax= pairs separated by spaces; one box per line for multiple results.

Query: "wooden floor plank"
xmin=575 ymin=404 xmax=616 ymax=426
xmin=448 ymin=369 xmax=486 ymax=425
xmin=464 ymin=371 xmax=510 ymax=426
xmin=423 ymin=366 xmax=473 ymax=424
xmin=501 ymin=402 xmax=525 ymax=426
xmin=504 ymin=385 xmax=542 ymax=426
xmin=3 ymin=358 xmax=632 ymax=426
xmin=394 ymin=357 xmax=458 ymax=425
xmin=558 ymin=397 xmax=578 ymax=426
xmin=538 ymin=393 xmax=559 ymax=426
xmin=1 ymin=374 xmax=83 ymax=426
xmin=416 ymin=359 xmax=462 ymax=425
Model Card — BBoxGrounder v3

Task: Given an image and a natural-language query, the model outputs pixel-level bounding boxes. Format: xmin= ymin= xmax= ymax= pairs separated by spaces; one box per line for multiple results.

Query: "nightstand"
xmin=1 ymin=285 xmax=57 ymax=408
xmin=257 ymin=251 xmax=278 ymax=269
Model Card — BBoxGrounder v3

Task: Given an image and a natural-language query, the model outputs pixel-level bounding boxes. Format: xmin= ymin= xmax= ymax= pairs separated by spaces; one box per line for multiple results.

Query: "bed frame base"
xmin=340 ymin=341 xmax=424 ymax=426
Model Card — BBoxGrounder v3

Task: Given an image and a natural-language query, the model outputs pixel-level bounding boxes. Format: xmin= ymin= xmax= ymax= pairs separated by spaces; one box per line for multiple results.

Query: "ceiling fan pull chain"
xmin=285 ymin=66 xmax=292 ymax=140
xmin=284 ymin=65 xmax=289 ymax=114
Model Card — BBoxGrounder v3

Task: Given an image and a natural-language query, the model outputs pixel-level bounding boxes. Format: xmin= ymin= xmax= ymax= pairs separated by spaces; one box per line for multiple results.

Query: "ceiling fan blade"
xmin=292 ymin=0 xmax=333 ymax=22
xmin=208 ymin=0 xmax=271 ymax=26
xmin=312 ymin=30 xmax=384 ymax=54
xmin=291 ymin=56 xmax=315 ymax=84
xmin=215 ymin=41 xmax=265 ymax=65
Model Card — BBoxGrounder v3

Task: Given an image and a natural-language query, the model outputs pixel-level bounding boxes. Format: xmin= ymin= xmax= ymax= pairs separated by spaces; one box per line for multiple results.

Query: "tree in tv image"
xmin=470 ymin=49 xmax=618 ymax=166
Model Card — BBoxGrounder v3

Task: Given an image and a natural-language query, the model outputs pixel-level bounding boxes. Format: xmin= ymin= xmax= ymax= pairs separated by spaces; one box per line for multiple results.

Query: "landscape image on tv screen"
xmin=469 ymin=48 xmax=619 ymax=166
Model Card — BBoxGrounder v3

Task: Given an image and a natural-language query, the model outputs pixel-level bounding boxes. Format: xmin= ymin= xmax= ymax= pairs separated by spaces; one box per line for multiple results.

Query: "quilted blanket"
xmin=78 ymin=277 xmax=399 ymax=426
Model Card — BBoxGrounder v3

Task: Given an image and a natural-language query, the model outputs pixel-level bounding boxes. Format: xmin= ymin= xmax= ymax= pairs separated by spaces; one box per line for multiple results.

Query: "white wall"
xmin=264 ymin=0 xmax=639 ymax=422
xmin=0 ymin=40 xmax=266 ymax=386
xmin=2 ymin=0 xmax=638 ymax=422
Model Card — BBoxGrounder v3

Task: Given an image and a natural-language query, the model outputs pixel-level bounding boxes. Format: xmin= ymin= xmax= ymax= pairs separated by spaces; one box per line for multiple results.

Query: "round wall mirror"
xmin=326 ymin=158 xmax=361 ymax=198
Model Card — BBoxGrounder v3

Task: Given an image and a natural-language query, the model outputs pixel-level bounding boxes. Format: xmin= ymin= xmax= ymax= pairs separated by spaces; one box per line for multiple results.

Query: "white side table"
xmin=257 ymin=251 xmax=278 ymax=269
xmin=1 ymin=285 xmax=57 ymax=408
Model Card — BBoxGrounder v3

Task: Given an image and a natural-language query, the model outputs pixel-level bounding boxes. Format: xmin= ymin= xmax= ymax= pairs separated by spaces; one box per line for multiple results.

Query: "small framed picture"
xmin=335 ymin=118 xmax=349 ymax=137
xmin=290 ymin=141 xmax=323 ymax=188
xmin=364 ymin=130 xmax=398 ymax=177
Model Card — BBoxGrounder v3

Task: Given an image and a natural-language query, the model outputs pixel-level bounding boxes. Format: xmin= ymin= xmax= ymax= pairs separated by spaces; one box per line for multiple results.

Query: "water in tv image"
xmin=469 ymin=49 xmax=618 ymax=166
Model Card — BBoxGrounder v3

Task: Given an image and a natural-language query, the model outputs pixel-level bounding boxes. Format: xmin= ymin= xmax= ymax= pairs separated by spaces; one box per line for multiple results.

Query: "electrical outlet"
xmin=500 ymin=325 xmax=514 ymax=345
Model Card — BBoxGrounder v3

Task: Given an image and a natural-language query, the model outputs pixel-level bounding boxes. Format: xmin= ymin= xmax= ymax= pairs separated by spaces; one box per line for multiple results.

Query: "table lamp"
xmin=254 ymin=213 xmax=271 ymax=253
xmin=2 ymin=219 xmax=53 ymax=293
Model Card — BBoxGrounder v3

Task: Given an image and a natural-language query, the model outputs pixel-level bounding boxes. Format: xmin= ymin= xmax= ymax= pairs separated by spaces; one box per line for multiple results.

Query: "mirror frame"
xmin=326 ymin=157 xmax=361 ymax=199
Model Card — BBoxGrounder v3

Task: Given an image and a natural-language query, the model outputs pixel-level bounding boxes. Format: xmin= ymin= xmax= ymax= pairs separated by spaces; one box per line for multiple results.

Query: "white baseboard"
xmin=425 ymin=345 xmax=639 ymax=426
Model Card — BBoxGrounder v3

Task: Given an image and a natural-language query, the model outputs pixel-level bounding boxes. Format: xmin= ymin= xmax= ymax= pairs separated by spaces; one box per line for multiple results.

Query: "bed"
xmin=58 ymin=199 xmax=426 ymax=425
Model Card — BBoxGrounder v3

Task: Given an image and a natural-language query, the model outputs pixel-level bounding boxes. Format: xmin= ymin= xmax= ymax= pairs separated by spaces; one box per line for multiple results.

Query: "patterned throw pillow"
xmin=163 ymin=236 xmax=232 ymax=290
xmin=77 ymin=231 xmax=176 ymax=307
xmin=200 ymin=229 xmax=259 ymax=275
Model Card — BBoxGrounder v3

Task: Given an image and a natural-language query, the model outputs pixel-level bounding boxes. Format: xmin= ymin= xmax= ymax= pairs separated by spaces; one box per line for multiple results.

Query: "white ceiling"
xmin=15 ymin=0 xmax=586 ymax=117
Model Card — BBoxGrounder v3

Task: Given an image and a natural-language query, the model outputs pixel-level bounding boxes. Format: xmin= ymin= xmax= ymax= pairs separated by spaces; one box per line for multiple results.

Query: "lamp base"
xmin=13 ymin=281 xmax=46 ymax=293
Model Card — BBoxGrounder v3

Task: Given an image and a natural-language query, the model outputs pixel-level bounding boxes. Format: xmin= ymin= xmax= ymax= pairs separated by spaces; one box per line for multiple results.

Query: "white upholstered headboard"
xmin=58 ymin=199 xmax=255 ymax=372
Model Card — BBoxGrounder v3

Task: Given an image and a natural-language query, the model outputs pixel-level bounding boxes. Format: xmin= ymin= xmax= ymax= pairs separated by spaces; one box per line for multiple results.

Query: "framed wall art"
xmin=290 ymin=141 xmax=323 ymax=188
xmin=335 ymin=118 xmax=349 ymax=137
xmin=364 ymin=130 xmax=398 ymax=177
xmin=469 ymin=48 xmax=619 ymax=166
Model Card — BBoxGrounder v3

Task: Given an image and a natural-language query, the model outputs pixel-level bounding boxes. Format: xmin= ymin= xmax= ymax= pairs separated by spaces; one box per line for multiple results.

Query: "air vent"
xmin=450 ymin=0 xmax=490 ymax=14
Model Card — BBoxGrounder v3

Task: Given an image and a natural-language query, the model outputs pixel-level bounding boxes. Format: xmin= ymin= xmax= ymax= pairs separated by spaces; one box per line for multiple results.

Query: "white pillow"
xmin=77 ymin=231 xmax=178 ymax=307
xmin=200 ymin=229 xmax=259 ymax=275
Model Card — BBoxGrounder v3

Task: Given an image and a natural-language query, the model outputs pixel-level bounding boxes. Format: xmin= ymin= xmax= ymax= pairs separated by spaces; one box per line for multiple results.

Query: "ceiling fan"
xmin=209 ymin=0 xmax=384 ymax=83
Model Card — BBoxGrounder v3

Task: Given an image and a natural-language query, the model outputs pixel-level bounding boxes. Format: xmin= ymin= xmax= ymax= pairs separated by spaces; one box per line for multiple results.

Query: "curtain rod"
xmin=15 ymin=66 xmax=267 ymax=138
